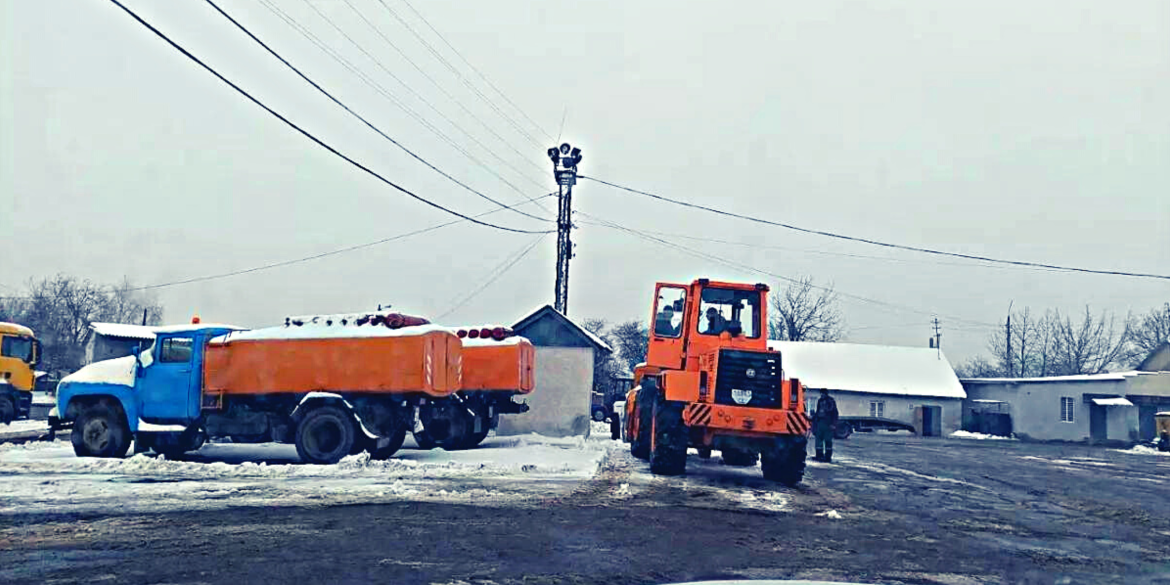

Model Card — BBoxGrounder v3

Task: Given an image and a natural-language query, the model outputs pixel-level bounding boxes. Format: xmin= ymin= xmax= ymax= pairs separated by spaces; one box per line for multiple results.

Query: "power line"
xmin=290 ymin=0 xmax=548 ymax=193
xmin=103 ymin=0 xmax=548 ymax=235
xmin=256 ymin=0 xmax=548 ymax=200
xmin=376 ymin=0 xmax=546 ymax=148
xmin=131 ymin=194 xmax=556 ymax=292
xmin=573 ymin=220 xmax=1059 ymax=273
xmin=396 ymin=0 xmax=553 ymax=142
xmin=437 ymin=234 xmax=547 ymax=320
xmin=204 ymin=0 xmax=549 ymax=222
xmin=581 ymin=175 xmax=1170 ymax=281
xmin=341 ymin=0 xmax=548 ymax=178
xmin=579 ymin=211 xmax=999 ymax=329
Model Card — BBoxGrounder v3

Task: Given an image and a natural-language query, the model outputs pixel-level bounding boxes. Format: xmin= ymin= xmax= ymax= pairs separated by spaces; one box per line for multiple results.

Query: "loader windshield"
xmin=698 ymin=288 xmax=761 ymax=338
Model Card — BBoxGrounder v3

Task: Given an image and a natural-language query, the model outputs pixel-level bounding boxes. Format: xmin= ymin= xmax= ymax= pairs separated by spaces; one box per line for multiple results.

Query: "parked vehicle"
xmin=1157 ymin=412 xmax=1170 ymax=452
xmin=0 ymin=322 xmax=41 ymax=424
xmin=624 ymin=279 xmax=811 ymax=485
xmin=53 ymin=313 xmax=533 ymax=463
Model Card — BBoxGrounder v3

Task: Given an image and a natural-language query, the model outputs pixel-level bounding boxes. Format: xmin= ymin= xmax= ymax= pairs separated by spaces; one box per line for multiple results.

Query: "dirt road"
xmin=3 ymin=434 xmax=1169 ymax=585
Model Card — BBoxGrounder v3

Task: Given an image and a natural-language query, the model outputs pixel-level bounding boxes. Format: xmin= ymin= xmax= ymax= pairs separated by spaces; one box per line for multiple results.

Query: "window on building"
xmin=159 ymin=337 xmax=193 ymax=363
xmin=869 ymin=400 xmax=885 ymax=418
xmin=1060 ymin=397 xmax=1075 ymax=423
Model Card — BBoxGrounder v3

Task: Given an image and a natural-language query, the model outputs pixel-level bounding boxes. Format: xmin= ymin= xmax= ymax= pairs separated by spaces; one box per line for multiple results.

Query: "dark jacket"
xmin=813 ymin=394 xmax=838 ymax=426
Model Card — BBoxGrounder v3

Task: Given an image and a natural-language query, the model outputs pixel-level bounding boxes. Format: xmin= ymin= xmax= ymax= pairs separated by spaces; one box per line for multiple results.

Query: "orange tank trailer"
xmin=203 ymin=329 xmax=460 ymax=398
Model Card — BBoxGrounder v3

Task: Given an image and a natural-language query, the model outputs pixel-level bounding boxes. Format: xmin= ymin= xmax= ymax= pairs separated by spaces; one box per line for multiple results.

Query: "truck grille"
xmin=713 ymin=349 xmax=781 ymax=408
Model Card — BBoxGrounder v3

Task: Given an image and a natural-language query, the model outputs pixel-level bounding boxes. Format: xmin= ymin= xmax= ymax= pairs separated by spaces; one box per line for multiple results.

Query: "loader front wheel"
xmin=649 ymin=398 xmax=687 ymax=476
xmin=630 ymin=384 xmax=656 ymax=460
xmin=295 ymin=405 xmax=356 ymax=464
xmin=762 ymin=439 xmax=807 ymax=487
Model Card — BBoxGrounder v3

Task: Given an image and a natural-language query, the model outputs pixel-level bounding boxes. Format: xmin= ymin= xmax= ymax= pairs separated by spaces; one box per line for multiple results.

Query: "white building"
xmin=769 ymin=341 xmax=967 ymax=436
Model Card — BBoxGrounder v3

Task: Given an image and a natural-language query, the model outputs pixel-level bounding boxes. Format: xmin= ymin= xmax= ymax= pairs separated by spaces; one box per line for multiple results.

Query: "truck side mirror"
xmin=30 ymin=340 xmax=41 ymax=367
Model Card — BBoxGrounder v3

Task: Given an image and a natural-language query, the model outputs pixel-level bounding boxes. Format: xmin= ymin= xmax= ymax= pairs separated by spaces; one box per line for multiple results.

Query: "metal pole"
xmin=562 ymin=181 xmax=573 ymax=316
xmin=554 ymin=183 xmax=567 ymax=314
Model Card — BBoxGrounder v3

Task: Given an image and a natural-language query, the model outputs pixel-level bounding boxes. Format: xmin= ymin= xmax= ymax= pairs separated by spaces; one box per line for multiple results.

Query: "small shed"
xmin=86 ymin=323 xmax=157 ymax=365
xmin=769 ymin=341 xmax=967 ymax=436
xmin=496 ymin=305 xmax=613 ymax=438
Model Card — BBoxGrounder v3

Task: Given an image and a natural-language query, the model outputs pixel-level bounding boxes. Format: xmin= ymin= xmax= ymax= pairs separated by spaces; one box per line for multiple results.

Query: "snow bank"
xmin=211 ymin=323 xmax=450 ymax=343
xmin=1116 ymin=445 xmax=1170 ymax=457
xmin=950 ymin=430 xmax=1015 ymax=441
xmin=0 ymin=420 xmax=49 ymax=441
xmin=461 ymin=336 xmax=527 ymax=347
xmin=59 ymin=356 xmax=136 ymax=387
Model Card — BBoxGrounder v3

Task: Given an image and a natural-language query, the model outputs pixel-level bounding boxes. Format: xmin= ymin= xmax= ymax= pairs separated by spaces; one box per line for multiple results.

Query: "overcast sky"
xmin=2 ymin=0 xmax=1167 ymax=365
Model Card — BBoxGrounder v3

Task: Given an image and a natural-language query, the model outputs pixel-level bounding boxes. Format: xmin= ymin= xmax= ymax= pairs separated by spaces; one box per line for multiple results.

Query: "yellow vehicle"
xmin=0 ymin=322 xmax=41 ymax=424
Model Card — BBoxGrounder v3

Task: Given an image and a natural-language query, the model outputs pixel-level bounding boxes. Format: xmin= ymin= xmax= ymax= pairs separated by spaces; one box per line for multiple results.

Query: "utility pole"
xmin=546 ymin=142 xmax=582 ymax=315
xmin=1005 ymin=300 xmax=1014 ymax=377
xmin=932 ymin=317 xmax=942 ymax=359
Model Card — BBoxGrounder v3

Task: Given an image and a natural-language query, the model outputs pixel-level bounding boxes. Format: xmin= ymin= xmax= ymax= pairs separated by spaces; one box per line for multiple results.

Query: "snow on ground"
xmin=0 ymin=432 xmax=616 ymax=515
xmin=1115 ymin=444 xmax=1170 ymax=457
xmin=32 ymin=392 xmax=55 ymax=406
xmin=0 ymin=420 xmax=49 ymax=441
xmin=949 ymin=430 xmax=1015 ymax=441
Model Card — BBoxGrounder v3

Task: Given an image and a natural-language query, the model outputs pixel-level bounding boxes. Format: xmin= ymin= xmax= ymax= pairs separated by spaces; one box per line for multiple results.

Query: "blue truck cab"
xmin=55 ymin=324 xmax=241 ymax=458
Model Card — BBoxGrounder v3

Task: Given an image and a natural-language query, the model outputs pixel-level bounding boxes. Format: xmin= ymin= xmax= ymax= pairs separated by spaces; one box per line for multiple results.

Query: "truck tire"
xmin=72 ymin=405 xmax=131 ymax=458
xmin=631 ymin=385 xmax=655 ymax=460
xmin=0 ymin=397 xmax=14 ymax=425
xmin=295 ymin=405 xmax=357 ymax=464
xmin=834 ymin=422 xmax=853 ymax=440
xmin=370 ymin=426 xmax=408 ymax=460
xmin=592 ymin=407 xmax=607 ymax=422
xmin=762 ymin=441 xmax=806 ymax=487
xmin=721 ymin=448 xmax=758 ymax=467
xmin=649 ymin=398 xmax=687 ymax=476
xmin=412 ymin=429 xmax=437 ymax=450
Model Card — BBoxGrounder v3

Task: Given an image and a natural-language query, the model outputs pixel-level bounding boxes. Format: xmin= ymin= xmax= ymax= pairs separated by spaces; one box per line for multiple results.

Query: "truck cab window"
xmin=698 ymin=288 xmax=761 ymax=338
xmin=1 ymin=336 xmax=33 ymax=362
xmin=159 ymin=337 xmax=194 ymax=363
xmin=653 ymin=287 xmax=686 ymax=338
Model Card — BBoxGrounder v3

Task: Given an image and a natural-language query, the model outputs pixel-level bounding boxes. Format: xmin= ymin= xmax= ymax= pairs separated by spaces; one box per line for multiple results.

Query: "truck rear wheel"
xmin=631 ymin=385 xmax=655 ymax=460
xmin=295 ymin=405 xmax=357 ymax=464
xmin=649 ymin=398 xmax=687 ymax=476
xmin=370 ymin=426 xmax=408 ymax=460
xmin=762 ymin=439 xmax=807 ymax=487
xmin=0 ymin=397 xmax=14 ymax=424
xmin=72 ymin=405 xmax=131 ymax=458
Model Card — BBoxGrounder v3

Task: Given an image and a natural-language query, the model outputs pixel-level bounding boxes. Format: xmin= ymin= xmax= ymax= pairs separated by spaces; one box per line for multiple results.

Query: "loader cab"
xmin=647 ymin=279 xmax=769 ymax=370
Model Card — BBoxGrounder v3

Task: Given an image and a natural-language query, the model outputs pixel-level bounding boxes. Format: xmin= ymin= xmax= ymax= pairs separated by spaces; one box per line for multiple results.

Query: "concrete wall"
xmin=85 ymin=335 xmax=144 ymax=365
xmin=828 ymin=390 xmax=963 ymax=435
xmin=962 ymin=379 xmax=1137 ymax=443
xmin=496 ymin=346 xmax=594 ymax=438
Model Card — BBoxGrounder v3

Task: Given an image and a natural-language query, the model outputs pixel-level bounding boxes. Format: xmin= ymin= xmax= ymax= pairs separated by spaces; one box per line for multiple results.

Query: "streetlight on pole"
xmin=547 ymin=143 xmax=582 ymax=315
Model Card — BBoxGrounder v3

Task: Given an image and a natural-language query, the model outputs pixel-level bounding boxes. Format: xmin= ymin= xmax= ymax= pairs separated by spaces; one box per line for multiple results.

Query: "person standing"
xmin=812 ymin=388 xmax=838 ymax=463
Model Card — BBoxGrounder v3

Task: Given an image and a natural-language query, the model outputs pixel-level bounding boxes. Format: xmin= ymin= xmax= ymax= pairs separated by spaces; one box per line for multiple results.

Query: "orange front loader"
xmin=624 ymin=279 xmax=810 ymax=485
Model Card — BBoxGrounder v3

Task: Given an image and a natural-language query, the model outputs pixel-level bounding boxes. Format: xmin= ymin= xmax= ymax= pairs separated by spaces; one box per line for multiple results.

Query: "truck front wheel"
xmin=295 ymin=405 xmax=357 ymax=464
xmin=72 ymin=406 xmax=131 ymax=458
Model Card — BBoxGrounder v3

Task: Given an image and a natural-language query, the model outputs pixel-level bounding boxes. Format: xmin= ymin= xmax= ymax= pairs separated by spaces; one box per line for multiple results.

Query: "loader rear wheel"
xmin=631 ymin=384 xmax=656 ymax=461
xmin=762 ymin=439 xmax=807 ymax=487
xmin=370 ymin=426 xmax=408 ymax=460
xmin=295 ymin=405 xmax=356 ymax=464
xmin=721 ymin=448 xmax=758 ymax=467
xmin=72 ymin=405 xmax=131 ymax=458
xmin=649 ymin=398 xmax=687 ymax=476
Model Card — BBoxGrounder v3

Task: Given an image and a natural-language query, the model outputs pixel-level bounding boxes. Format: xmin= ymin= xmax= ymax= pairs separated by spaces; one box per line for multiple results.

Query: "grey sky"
xmin=2 ymin=0 xmax=1167 ymax=365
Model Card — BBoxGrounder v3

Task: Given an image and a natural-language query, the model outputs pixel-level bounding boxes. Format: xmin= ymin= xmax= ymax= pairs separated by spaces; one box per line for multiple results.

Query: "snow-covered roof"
xmin=512 ymin=305 xmax=613 ymax=353
xmin=1092 ymin=397 xmax=1134 ymax=407
xmin=89 ymin=322 xmax=159 ymax=340
xmin=961 ymin=372 xmax=1139 ymax=384
xmin=767 ymin=340 xmax=966 ymax=399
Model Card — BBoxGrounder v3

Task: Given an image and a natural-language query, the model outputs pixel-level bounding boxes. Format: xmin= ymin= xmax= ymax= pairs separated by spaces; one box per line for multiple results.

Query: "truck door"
xmin=138 ymin=334 xmax=199 ymax=422
xmin=647 ymin=284 xmax=687 ymax=369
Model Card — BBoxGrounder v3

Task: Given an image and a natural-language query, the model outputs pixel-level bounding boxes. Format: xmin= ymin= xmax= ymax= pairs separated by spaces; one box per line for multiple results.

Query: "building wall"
xmin=962 ymin=379 xmax=1137 ymax=443
xmin=1139 ymin=344 xmax=1170 ymax=372
xmin=496 ymin=346 xmax=594 ymax=438
xmin=827 ymin=390 xmax=963 ymax=435
xmin=86 ymin=336 xmax=144 ymax=365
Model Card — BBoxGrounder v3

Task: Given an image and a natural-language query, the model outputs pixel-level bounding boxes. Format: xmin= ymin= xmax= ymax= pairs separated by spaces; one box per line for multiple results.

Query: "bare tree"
xmin=1047 ymin=306 xmax=1133 ymax=375
xmin=1129 ymin=302 xmax=1170 ymax=366
xmin=610 ymin=320 xmax=649 ymax=372
xmin=954 ymin=355 xmax=1001 ymax=379
xmin=580 ymin=318 xmax=627 ymax=390
xmin=768 ymin=276 xmax=845 ymax=342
